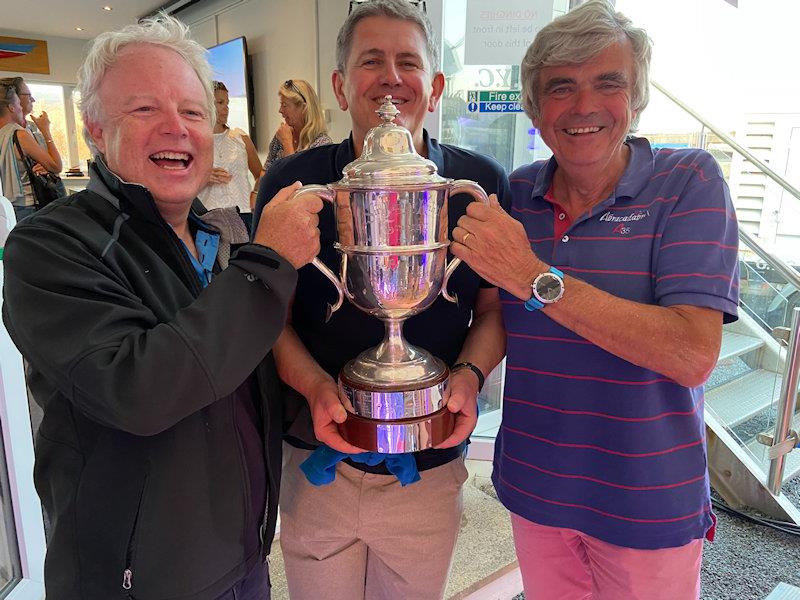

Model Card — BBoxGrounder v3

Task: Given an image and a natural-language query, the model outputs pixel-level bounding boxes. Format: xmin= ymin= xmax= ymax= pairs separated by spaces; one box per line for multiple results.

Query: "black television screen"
xmin=207 ymin=36 xmax=255 ymax=141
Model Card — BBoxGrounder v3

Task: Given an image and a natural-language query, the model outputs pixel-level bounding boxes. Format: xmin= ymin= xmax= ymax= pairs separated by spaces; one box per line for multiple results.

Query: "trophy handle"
xmin=290 ymin=184 xmax=345 ymax=321
xmin=441 ymin=179 xmax=490 ymax=304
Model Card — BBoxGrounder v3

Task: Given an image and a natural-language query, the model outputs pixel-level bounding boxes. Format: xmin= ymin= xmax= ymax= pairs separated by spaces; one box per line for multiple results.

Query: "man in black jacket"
xmin=2 ymin=15 xmax=322 ymax=600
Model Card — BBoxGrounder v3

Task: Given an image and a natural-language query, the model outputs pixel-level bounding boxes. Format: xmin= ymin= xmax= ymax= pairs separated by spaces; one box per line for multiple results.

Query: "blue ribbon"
xmin=300 ymin=445 xmax=421 ymax=487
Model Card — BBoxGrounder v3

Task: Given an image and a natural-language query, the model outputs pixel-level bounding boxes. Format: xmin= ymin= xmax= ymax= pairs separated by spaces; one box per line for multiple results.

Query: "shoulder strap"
xmin=12 ymin=130 xmax=36 ymax=172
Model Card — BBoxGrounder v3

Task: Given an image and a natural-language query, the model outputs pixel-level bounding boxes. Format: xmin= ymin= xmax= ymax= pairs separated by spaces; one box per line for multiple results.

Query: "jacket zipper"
xmin=122 ymin=470 xmax=149 ymax=593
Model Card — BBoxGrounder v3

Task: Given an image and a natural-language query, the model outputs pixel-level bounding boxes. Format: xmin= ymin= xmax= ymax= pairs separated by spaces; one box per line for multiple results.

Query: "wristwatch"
xmin=451 ymin=361 xmax=485 ymax=391
xmin=524 ymin=266 xmax=565 ymax=311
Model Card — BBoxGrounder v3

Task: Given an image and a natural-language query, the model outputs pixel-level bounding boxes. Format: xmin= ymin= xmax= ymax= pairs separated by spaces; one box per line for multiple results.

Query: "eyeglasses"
xmin=283 ymin=80 xmax=306 ymax=104
xmin=348 ymin=0 xmax=426 ymax=14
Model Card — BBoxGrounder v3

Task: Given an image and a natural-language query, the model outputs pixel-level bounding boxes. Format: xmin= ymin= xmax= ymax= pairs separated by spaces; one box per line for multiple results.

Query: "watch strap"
xmin=524 ymin=266 xmax=564 ymax=311
xmin=451 ymin=361 xmax=485 ymax=391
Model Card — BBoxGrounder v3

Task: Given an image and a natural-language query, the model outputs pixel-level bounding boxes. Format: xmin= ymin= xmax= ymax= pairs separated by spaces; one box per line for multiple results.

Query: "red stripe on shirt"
xmin=562 ymin=267 xmax=652 ymax=276
xmin=507 ymin=333 xmax=593 ymax=345
xmin=651 ymin=163 xmax=710 ymax=182
xmin=503 ymin=425 xmax=704 ymax=457
xmin=506 ymin=366 xmax=674 ymax=385
xmin=502 ymin=452 xmax=707 ymax=491
xmin=504 ymin=395 xmax=702 ymax=422
xmin=568 ymin=234 xmax=662 ymax=241
xmin=660 ymin=240 xmax=738 ymax=251
xmin=498 ymin=474 xmax=712 ymax=523
xmin=513 ymin=206 xmax=552 ymax=215
xmin=668 ymin=207 xmax=735 ymax=219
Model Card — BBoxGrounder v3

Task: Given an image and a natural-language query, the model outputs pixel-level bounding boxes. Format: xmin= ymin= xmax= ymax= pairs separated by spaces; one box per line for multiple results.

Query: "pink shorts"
xmin=511 ymin=513 xmax=703 ymax=600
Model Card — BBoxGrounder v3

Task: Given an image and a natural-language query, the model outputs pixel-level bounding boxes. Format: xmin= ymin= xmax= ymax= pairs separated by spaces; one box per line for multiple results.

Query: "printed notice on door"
xmin=464 ymin=0 xmax=552 ymax=66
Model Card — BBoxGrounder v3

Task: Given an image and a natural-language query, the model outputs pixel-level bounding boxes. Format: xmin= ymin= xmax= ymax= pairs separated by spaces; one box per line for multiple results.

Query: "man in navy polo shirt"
xmin=451 ymin=2 xmax=738 ymax=599
xmin=253 ymin=1 xmax=509 ymax=598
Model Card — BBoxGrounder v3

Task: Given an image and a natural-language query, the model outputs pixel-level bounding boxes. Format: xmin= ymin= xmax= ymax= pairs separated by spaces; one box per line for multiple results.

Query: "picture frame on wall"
xmin=0 ymin=36 xmax=50 ymax=75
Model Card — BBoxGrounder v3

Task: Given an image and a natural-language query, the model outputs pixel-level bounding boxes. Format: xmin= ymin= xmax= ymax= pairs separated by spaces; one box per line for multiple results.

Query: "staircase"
xmin=706 ymin=303 xmax=800 ymax=488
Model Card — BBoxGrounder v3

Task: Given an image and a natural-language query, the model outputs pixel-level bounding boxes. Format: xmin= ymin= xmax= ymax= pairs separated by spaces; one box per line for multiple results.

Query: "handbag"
xmin=12 ymin=130 xmax=63 ymax=209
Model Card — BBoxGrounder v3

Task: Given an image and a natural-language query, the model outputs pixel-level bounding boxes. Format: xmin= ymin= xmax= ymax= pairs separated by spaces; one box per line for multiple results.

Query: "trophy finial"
xmin=376 ymin=95 xmax=400 ymax=123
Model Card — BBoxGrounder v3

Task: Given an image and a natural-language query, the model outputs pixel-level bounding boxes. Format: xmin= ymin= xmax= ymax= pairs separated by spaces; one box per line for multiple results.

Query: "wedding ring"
xmin=462 ymin=232 xmax=473 ymax=245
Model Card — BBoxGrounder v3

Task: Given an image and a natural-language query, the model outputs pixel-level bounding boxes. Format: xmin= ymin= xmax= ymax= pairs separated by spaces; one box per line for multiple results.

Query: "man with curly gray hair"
xmin=452 ymin=2 xmax=738 ymax=598
xmin=2 ymin=14 xmax=324 ymax=600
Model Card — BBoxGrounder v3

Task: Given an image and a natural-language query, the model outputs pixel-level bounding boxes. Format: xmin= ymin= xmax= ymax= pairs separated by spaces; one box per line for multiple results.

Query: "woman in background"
xmin=263 ymin=79 xmax=331 ymax=172
xmin=1 ymin=76 xmax=66 ymax=198
xmin=0 ymin=83 xmax=61 ymax=221
xmin=198 ymin=81 xmax=261 ymax=231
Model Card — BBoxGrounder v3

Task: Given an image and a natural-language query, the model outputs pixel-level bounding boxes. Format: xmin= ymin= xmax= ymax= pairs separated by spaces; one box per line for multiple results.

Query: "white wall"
xmin=0 ymin=30 xmax=86 ymax=85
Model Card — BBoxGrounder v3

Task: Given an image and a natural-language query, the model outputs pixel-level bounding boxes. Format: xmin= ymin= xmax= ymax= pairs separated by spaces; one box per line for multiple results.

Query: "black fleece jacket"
xmin=2 ymin=160 xmax=296 ymax=599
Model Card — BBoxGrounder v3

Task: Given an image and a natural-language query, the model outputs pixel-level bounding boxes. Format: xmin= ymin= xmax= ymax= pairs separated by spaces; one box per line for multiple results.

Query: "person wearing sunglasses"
xmin=0 ymin=82 xmax=61 ymax=221
xmin=263 ymin=79 xmax=331 ymax=173
xmin=0 ymin=76 xmax=66 ymax=199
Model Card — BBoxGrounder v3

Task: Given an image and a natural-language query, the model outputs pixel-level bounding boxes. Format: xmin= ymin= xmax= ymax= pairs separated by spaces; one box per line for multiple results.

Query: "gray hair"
xmin=336 ymin=0 xmax=439 ymax=73
xmin=77 ymin=14 xmax=215 ymax=154
xmin=521 ymin=0 xmax=652 ymax=132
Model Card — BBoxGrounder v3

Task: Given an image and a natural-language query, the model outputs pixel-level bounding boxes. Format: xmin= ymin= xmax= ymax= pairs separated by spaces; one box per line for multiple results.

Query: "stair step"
xmin=746 ymin=411 xmax=800 ymax=483
xmin=765 ymin=582 xmax=800 ymax=600
xmin=719 ymin=331 xmax=765 ymax=361
xmin=706 ymin=369 xmax=782 ymax=427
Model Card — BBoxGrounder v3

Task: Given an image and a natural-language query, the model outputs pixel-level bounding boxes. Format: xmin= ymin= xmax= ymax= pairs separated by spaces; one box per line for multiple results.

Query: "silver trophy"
xmin=291 ymin=96 xmax=489 ymax=453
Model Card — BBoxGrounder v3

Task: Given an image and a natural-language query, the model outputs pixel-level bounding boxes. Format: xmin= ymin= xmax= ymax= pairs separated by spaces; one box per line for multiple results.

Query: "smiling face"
xmin=332 ymin=15 xmax=444 ymax=152
xmin=85 ymin=43 xmax=213 ymax=219
xmin=533 ymin=40 xmax=636 ymax=175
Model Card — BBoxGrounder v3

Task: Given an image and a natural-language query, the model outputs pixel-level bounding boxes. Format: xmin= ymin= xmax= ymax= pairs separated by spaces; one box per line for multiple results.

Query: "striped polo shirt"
xmin=494 ymin=136 xmax=739 ymax=550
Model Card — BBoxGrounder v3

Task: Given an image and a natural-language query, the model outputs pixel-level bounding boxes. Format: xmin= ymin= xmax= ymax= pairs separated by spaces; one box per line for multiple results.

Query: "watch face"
xmin=535 ymin=273 xmax=563 ymax=302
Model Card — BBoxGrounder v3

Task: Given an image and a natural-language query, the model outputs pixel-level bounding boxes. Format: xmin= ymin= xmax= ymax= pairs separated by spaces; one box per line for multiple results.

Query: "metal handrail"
xmin=767 ymin=307 xmax=800 ymax=493
xmin=652 ymin=80 xmax=800 ymax=204
xmin=739 ymin=229 xmax=800 ymax=291
xmin=653 ymin=81 xmax=800 ymax=494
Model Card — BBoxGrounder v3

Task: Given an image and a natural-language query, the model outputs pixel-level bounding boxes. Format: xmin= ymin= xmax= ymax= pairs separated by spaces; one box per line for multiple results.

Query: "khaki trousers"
xmin=279 ymin=443 xmax=468 ymax=600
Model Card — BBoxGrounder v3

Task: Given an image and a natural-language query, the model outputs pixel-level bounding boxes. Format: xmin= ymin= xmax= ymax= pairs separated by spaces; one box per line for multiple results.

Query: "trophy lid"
xmin=339 ymin=95 xmax=447 ymax=187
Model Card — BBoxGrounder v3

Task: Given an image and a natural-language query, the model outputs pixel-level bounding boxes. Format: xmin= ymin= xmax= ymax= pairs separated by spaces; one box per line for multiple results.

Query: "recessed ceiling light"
xmin=75 ymin=27 xmax=84 ymax=31
xmin=102 ymin=5 xmax=113 ymax=10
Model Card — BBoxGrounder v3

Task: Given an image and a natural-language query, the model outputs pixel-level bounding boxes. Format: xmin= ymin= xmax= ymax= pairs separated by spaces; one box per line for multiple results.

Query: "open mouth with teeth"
xmin=564 ymin=126 xmax=603 ymax=135
xmin=149 ymin=151 xmax=193 ymax=170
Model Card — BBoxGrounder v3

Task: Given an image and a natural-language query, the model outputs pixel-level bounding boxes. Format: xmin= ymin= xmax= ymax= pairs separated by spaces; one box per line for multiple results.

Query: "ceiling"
xmin=1 ymin=0 xmax=171 ymax=41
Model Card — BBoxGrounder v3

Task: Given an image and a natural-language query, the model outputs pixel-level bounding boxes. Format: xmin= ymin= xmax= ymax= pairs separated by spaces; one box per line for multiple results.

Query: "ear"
xmin=331 ymin=70 xmax=348 ymax=112
xmin=85 ymin=118 xmax=107 ymax=155
xmin=427 ymin=72 xmax=445 ymax=113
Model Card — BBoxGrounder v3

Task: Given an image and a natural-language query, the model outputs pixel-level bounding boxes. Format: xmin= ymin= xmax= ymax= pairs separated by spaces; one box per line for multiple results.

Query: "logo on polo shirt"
xmin=599 ymin=210 xmax=650 ymax=236
xmin=598 ymin=210 xmax=650 ymax=223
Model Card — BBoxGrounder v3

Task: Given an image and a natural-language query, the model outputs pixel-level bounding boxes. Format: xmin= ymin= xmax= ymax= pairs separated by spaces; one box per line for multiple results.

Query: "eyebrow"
xmin=597 ymin=71 xmax=629 ymax=85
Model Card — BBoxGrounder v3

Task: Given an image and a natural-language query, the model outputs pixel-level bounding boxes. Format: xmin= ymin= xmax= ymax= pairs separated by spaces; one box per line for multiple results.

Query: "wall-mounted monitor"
xmin=207 ymin=36 xmax=255 ymax=142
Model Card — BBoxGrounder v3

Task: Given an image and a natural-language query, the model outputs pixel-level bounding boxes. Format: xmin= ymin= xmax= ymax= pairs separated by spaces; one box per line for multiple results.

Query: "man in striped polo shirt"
xmin=450 ymin=1 xmax=739 ymax=598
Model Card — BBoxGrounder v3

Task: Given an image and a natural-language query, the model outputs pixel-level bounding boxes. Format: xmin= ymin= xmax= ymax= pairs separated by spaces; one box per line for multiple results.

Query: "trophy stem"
xmin=373 ymin=318 xmax=415 ymax=364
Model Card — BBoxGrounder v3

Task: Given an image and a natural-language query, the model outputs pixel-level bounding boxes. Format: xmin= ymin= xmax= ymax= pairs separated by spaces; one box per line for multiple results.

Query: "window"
xmin=26 ymin=84 xmax=68 ymax=170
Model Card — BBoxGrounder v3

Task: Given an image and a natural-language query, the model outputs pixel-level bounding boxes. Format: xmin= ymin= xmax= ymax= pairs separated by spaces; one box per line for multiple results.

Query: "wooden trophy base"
xmin=338 ymin=406 xmax=455 ymax=454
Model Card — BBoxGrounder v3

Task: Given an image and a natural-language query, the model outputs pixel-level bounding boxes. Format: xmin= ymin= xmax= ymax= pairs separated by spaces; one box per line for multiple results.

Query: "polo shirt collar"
xmin=530 ymin=136 xmax=655 ymax=202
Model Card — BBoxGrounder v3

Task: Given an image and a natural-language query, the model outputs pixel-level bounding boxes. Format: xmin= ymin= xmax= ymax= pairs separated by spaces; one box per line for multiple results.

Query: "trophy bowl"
xmin=291 ymin=97 xmax=489 ymax=453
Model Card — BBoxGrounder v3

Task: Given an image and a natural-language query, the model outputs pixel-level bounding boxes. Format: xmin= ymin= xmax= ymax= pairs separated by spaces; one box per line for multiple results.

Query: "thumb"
xmin=328 ymin=402 xmax=348 ymax=424
xmin=271 ymin=181 xmax=303 ymax=204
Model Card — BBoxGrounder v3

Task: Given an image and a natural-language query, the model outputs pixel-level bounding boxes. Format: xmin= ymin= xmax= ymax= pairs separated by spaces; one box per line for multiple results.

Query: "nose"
xmin=572 ymin=85 xmax=599 ymax=116
xmin=160 ymin=108 xmax=188 ymax=137
xmin=379 ymin=62 xmax=402 ymax=86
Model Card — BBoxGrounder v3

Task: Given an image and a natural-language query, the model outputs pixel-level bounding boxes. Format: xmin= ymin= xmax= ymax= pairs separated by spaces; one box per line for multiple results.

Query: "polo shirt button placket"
xmin=561 ymin=235 xmax=569 ymax=243
xmin=558 ymin=212 xmax=566 ymax=221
